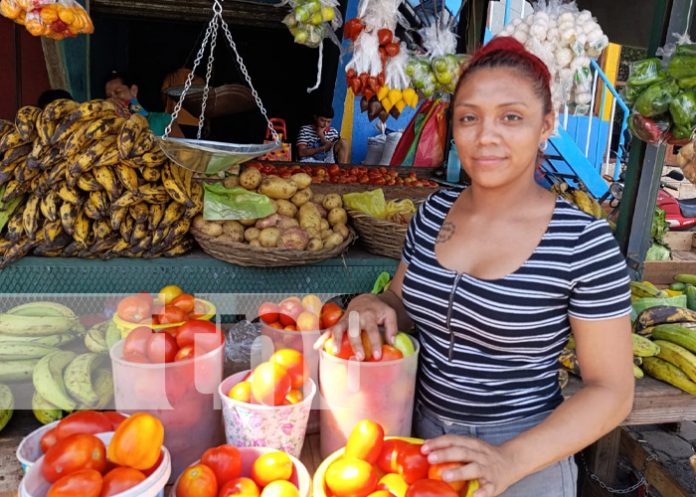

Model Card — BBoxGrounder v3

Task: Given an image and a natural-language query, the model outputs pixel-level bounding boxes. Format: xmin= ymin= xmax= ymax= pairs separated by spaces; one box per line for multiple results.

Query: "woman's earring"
xmin=539 ymin=140 xmax=548 ymax=152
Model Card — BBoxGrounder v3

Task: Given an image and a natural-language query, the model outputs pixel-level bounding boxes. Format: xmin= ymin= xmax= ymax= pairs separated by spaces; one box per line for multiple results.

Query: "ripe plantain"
xmin=158 ymin=201 xmax=185 ymax=229
xmin=117 ymin=114 xmax=148 ymax=159
xmin=14 ymin=105 xmax=41 ymax=141
xmin=93 ymin=166 xmax=120 ymax=201
xmin=42 ymin=218 xmax=64 ymax=243
xmin=118 ymin=216 xmax=134 ymax=242
xmin=77 ymin=172 xmax=102 ymax=192
xmin=83 ymin=195 xmax=103 ymax=220
xmin=149 ymin=203 xmax=165 ymax=231
xmin=130 ymin=222 xmax=148 ymax=244
xmin=57 ymin=182 xmax=81 ymax=204
xmin=129 ymin=202 xmax=149 ymax=224
xmin=22 ymin=195 xmax=42 ymax=239
xmin=39 ymin=191 xmax=60 ymax=222
xmin=114 ymin=162 xmax=139 ymax=191
xmin=139 ymin=183 xmax=168 ymax=204
xmin=161 ymin=162 xmax=192 ymax=206
xmin=60 ymin=201 xmax=78 ymax=236
xmin=109 ymin=206 xmax=128 ymax=231
xmin=73 ymin=208 xmax=91 ymax=246
xmin=2 ymin=179 xmax=25 ymax=202
xmin=161 ymin=238 xmax=192 ymax=257
xmin=112 ymin=190 xmax=142 ymax=209
xmin=5 ymin=211 xmax=25 ymax=241
xmin=92 ymin=219 xmax=112 ymax=240
xmin=131 ymin=130 xmax=156 ymax=158
xmin=140 ymin=165 xmax=160 ymax=182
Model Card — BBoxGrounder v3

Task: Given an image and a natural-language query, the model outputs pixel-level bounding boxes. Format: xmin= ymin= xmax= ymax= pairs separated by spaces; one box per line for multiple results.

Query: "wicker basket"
xmin=192 ymin=225 xmax=357 ymax=267
xmin=347 ymin=209 xmax=408 ymax=260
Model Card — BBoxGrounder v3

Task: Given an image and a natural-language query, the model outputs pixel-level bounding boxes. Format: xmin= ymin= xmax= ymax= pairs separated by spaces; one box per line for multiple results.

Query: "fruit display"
xmin=282 ymin=0 xmax=342 ymax=48
xmin=0 ymin=0 xmax=94 ymax=40
xmin=318 ymin=420 xmax=479 ymax=497
xmin=258 ymin=295 xmax=343 ymax=332
xmin=0 ymin=100 xmax=203 ymax=268
xmin=227 ymin=349 xmax=309 ymax=406
xmin=38 ymin=410 xmax=126 ymax=455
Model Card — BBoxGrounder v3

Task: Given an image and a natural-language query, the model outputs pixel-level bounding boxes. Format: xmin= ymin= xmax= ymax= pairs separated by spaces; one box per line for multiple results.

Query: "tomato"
xmin=228 ymin=381 xmax=252 ymax=403
xmin=345 ymin=420 xmax=384 ymax=464
xmin=261 ymin=480 xmax=299 ymax=497
xmin=376 ymin=439 xmax=409 ymax=474
xmin=251 ymin=362 xmax=292 ymax=406
xmin=191 ymin=299 xmax=209 ymax=318
xmin=251 ymin=451 xmax=293 ymax=487
xmin=99 ymin=467 xmax=146 ymax=497
xmin=427 ymin=463 xmax=467 ymax=492
xmin=269 ymin=322 xmax=283 ymax=329
xmin=258 ymin=303 xmax=280 ymax=324
xmin=404 ymin=480 xmax=457 ymax=497
xmin=377 ymin=473 xmax=408 ymax=497
xmin=328 ymin=164 xmax=340 ymax=176
xmin=43 ymin=434 xmax=107 ymax=483
xmin=103 ymin=412 xmax=127 ymax=431
xmin=141 ymin=451 xmax=164 ymax=478
xmin=284 ymin=389 xmax=303 ymax=404
xmin=53 ymin=411 xmax=113 ymax=443
xmin=47 ymin=469 xmax=103 ymax=497
xmin=159 ymin=305 xmax=188 ymax=324
xmin=367 ymin=491 xmax=392 ymax=497
xmin=176 ymin=463 xmax=218 ymax=497
xmin=320 ymin=303 xmax=343 ymax=329
xmin=117 ymin=293 xmax=153 ymax=322
xmin=172 ymin=294 xmax=196 ymax=315
xmin=40 ymin=427 xmax=59 ymax=453
xmin=176 ymin=320 xmax=221 ymax=350
xmin=123 ymin=326 xmax=153 ymax=359
xmin=219 ymin=477 xmax=260 ymax=497
xmin=175 ymin=345 xmax=195 ymax=362
xmin=396 ymin=444 xmax=429 ymax=484
xmin=160 ymin=285 xmax=184 ymax=304
xmin=271 ymin=349 xmax=308 ymax=389
xmin=324 ymin=334 xmax=352 ymax=360
xmin=201 ymin=445 xmax=242 ymax=487
xmin=325 ymin=458 xmax=377 ymax=497
xmin=108 ymin=412 xmax=164 ymax=471
xmin=147 ymin=332 xmax=179 ymax=363
xmin=379 ymin=345 xmax=403 ymax=362
xmin=283 ymin=325 xmax=297 ymax=332
xmin=126 ymin=353 xmax=150 ymax=363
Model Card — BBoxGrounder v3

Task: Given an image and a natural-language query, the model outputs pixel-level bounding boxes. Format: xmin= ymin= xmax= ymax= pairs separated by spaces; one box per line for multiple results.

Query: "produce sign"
xmin=0 ymin=0 xmax=94 ymax=39
xmin=258 ymin=295 xmax=343 ymax=332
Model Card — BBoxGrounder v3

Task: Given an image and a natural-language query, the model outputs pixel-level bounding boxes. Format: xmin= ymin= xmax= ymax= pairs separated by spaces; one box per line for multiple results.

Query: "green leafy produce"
xmin=669 ymin=91 xmax=696 ymax=127
xmin=634 ymin=79 xmax=680 ymax=117
xmin=676 ymin=44 xmax=696 ymax=56
xmin=627 ymin=58 xmax=667 ymax=87
xmin=652 ymin=207 xmax=669 ymax=245
xmin=668 ymin=55 xmax=696 ymax=80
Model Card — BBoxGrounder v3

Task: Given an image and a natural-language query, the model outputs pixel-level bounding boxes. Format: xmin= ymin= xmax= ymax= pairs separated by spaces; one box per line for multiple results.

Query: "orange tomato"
xmin=323 ymin=334 xmax=352 ymax=360
xmin=428 ymin=463 xmax=466 ymax=492
xmin=117 ymin=293 xmax=152 ymax=322
xmin=171 ymin=294 xmax=196 ymax=314
xmin=325 ymin=458 xmax=377 ymax=497
xmin=158 ymin=305 xmax=188 ymax=324
xmin=107 ymin=413 xmax=164 ymax=471
xmin=123 ymin=326 xmax=153 ymax=360
xmin=377 ymin=474 xmax=408 ymax=497
xmin=228 ymin=381 xmax=252 ymax=403
xmin=379 ymin=345 xmax=403 ymax=361
xmin=42 ymin=434 xmax=107 ymax=483
xmin=201 ymin=445 xmax=242 ymax=487
xmin=251 ymin=362 xmax=292 ymax=406
xmin=345 ymin=420 xmax=385 ymax=465
xmin=176 ymin=463 xmax=218 ymax=497
xmin=258 ymin=302 xmax=280 ymax=324
xmin=396 ymin=444 xmax=429 ymax=484
xmin=403 ymin=479 xmax=458 ymax=497
xmin=251 ymin=451 xmax=293 ymax=487
xmin=48 ymin=469 xmax=103 ymax=497
xmin=284 ymin=389 xmax=304 ymax=404
xmin=367 ymin=491 xmax=392 ymax=497
xmin=271 ymin=349 xmax=308 ymax=389
xmin=160 ymin=285 xmax=184 ymax=304
xmin=260 ymin=480 xmax=299 ymax=497
xmin=219 ymin=477 xmax=260 ymax=497
xmin=99 ymin=467 xmax=146 ymax=497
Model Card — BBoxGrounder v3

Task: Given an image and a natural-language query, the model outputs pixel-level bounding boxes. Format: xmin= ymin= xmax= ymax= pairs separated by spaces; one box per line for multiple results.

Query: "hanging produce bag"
xmin=389 ymin=99 xmax=434 ymax=166
xmin=0 ymin=0 xmax=94 ymax=39
xmin=633 ymin=79 xmax=680 ymax=117
xmin=413 ymin=101 xmax=448 ymax=167
xmin=627 ymin=58 xmax=667 ymax=87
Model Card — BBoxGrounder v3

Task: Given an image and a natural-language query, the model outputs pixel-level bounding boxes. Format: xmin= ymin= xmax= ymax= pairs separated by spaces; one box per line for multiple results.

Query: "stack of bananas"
xmin=0 ymin=99 xmax=203 ymax=268
xmin=550 ymin=182 xmax=607 ymax=219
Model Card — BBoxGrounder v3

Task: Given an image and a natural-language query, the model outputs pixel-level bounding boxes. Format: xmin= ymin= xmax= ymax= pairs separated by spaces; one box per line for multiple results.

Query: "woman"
xmin=316 ymin=37 xmax=634 ymax=497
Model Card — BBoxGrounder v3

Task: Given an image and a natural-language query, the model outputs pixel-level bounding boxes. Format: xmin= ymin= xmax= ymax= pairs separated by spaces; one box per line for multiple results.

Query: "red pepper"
xmin=346 ymin=68 xmax=357 ymax=80
xmin=344 ymin=18 xmax=364 ymax=41
xmin=349 ymin=78 xmax=362 ymax=95
xmin=363 ymin=89 xmax=375 ymax=102
xmin=377 ymin=28 xmax=393 ymax=46
xmin=384 ymin=42 xmax=400 ymax=57
xmin=359 ymin=72 xmax=369 ymax=90
xmin=367 ymin=76 xmax=380 ymax=95
xmin=377 ymin=72 xmax=385 ymax=87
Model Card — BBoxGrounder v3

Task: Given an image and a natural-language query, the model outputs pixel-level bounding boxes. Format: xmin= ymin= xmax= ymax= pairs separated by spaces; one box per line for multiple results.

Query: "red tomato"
xmin=176 ymin=463 xmax=218 ymax=497
xmin=159 ymin=305 xmax=188 ymax=324
xmin=201 ymin=445 xmax=242 ymax=487
xmin=268 ymin=322 xmax=283 ymax=329
xmin=228 ymin=381 xmax=252 ymax=403
xmin=345 ymin=420 xmax=384 ymax=464
xmin=99 ymin=467 xmax=146 ymax=497
xmin=328 ymin=164 xmax=340 ymax=176
xmin=250 ymin=362 xmax=292 ymax=406
xmin=396 ymin=444 xmax=429 ymax=484
xmin=103 ymin=412 xmax=127 ymax=431
xmin=171 ymin=294 xmax=196 ymax=314
xmin=404 ymin=480 xmax=457 ymax=497
xmin=146 ymin=332 xmax=179 ymax=363
xmin=40 ymin=427 xmax=59 ymax=453
xmin=47 ymin=469 xmax=103 ymax=497
xmin=53 ymin=411 xmax=113 ymax=443
xmin=271 ymin=349 xmax=308 ymax=389
xmin=367 ymin=491 xmax=392 ymax=497
xmin=258 ymin=303 xmax=280 ymax=324
xmin=176 ymin=320 xmax=221 ymax=350
xmin=324 ymin=334 xmax=352 ymax=360
xmin=123 ymin=326 xmax=153 ymax=360
xmin=43 ymin=434 xmax=107 ymax=483
xmin=251 ymin=451 xmax=293 ymax=487
xmin=175 ymin=345 xmax=195 ymax=362
xmin=261 ymin=480 xmax=299 ymax=497
xmin=379 ymin=345 xmax=403 ymax=362
xmin=427 ymin=463 xmax=467 ymax=492
xmin=283 ymin=325 xmax=297 ymax=332
xmin=117 ymin=293 xmax=153 ymax=322
xmin=320 ymin=303 xmax=343 ymax=329
xmin=219 ymin=477 xmax=260 ymax=497
xmin=126 ymin=353 xmax=150 ymax=364
xmin=325 ymin=458 xmax=377 ymax=497
xmin=376 ymin=439 xmax=409 ymax=474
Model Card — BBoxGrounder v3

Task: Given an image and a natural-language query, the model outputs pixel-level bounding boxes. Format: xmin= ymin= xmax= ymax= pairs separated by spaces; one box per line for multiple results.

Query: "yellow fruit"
xmin=321 ymin=6 xmax=335 ymax=22
xmin=377 ymin=86 xmax=390 ymax=101
xmin=40 ymin=5 xmax=58 ymax=24
xmin=25 ymin=19 xmax=44 ymax=37
xmin=57 ymin=5 xmax=74 ymax=25
xmin=159 ymin=285 xmax=184 ymax=304
xmin=381 ymin=97 xmax=394 ymax=112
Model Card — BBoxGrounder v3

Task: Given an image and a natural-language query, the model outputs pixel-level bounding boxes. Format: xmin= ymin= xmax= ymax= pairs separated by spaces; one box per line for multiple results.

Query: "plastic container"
xmin=319 ymin=336 xmax=420 ymax=458
xmin=19 ymin=431 xmax=171 ymax=497
xmin=110 ymin=340 xmax=224 ymax=478
xmin=170 ymin=446 xmax=311 ymax=497
xmin=313 ymin=436 xmax=423 ymax=497
xmin=218 ymin=371 xmax=316 ymax=458
xmin=446 ymin=139 xmax=461 ymax=183
xmin=16 ymin=421 xmax=59 ymax=474
xmin=112 ymin=298 xmax=216 ymax=338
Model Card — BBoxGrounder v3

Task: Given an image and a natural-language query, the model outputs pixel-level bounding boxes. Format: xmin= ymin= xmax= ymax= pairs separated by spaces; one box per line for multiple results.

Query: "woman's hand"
xmin=313 ymin=293 xmax=398 ymax=361
xmin=422 ymin=436 xmax=517 ymax=497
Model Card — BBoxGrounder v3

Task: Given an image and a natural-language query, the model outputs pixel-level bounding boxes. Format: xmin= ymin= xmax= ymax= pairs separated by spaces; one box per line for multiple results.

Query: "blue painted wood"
xmin=330 ymin=0 xmax=358 ymax=130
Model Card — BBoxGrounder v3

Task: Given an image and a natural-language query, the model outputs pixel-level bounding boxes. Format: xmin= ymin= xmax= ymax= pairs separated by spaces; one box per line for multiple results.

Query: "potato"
xmin=324 ymin=233 xmax=345 ymax=249
xmin=239 ymin=218 xmax=257 ymax=227
xmin=290 ymin=172 xmax=312 ymax=189
xmin=315 ymin=203 xmax=328 ymax=219
xmin=275 ymin=199 xmax=298 ymax=218
xmin=280 ymin=227 xmax=310 ymax=250
xmin=313 ymin=193 xmax=325 ymax=205
xmin=193 ymin=215 xmax=206 ymax=230
xmin=321 ymin=229 xmax=334 ymax=240
xmin=320 ymin=219 xmax=330 ymax=231
xmin=255 ymin=214 xmax=279 ymax=230
xmin=328 ymin=207 xmax=348 ymax=227
xmin=306 ymin=227 xmax=321 ymax=239
xmin=333 ymin=223 xmax=349 ymax=239
xmin=222 ymin=221 xmax=245 ymax=242
xmin=322 ymin=193 xmax=343 ymax=210
xmin=299 ymin=203 xmax=322 ymax=232
xmin=307 ymin=238 xmax=324 ymax=251
xmin=291 ymin=188 xmax=313 ymax=207
xmin=199 ymin=221 xmax=223 ymax=237
xmin=223 ymin=175 xmax=240 ymax=188
xmin=277 ymin=216 xmax=300 ymax=230
xmin=258 ymin=175 xmax=298 ymax=200
xmin=239 ymin=168 xmax=263 ymax=190
xmin=249 ymin=239 xmax=261 ymax=248
xmin=244 ymin=227 xmax=261 ymax=242
xmin=259 ymin=227 xmax=281 ymax=248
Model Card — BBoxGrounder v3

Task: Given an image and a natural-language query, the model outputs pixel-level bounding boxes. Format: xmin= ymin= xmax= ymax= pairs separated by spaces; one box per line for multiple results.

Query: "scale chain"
xmin=198 ymin=13 xmax=221 ymax=140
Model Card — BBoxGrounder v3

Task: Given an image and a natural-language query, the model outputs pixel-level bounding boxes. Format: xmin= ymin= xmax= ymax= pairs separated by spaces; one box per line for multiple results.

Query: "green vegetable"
xmin=676 ymin=44 xmax=696 ymax=56
xmin=669 ymin=91 xmax=696 ymax=127
xmin=202 ymin=183 xmax=276 ymax=221
xmin=622 ymin=84 xmax=645 ymax=105
xmin=670 ymin=282 xmax=688 ymax=291
xmin=646 ymin=243 xmax=671 ymax=261
xmin=627 ymin=58 xmax=667 ymax=87
xmin=668 ymin=55 xmax=696 ymax=80
xmin=672 ymin=125 xmax=693 ymax=140
xmin=634 ymin=79 xmax=680 ymax=117
xmin=677 ymin=75 xmax=696 ymax=89
xmin=686 ymin=285 xmax=696 ymax=311
xmin=0 ymin=188 xmax=22 ymax=232
xmin=652 ymin=207 xmax=669 ymax=245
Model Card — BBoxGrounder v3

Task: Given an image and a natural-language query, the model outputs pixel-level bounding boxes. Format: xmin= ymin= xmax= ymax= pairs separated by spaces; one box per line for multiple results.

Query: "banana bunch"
xmin=630 ymin=280 xmax=668 ymax=300
xmin=637 ymin=323 xmax=696 ymax=395
xmin=84 ymin=320 xmax=121 ymax=354
xmin=0 ymin=100 xmax=203 ymax=268
xmin=550 ymin=182 xmax=607 ymax=219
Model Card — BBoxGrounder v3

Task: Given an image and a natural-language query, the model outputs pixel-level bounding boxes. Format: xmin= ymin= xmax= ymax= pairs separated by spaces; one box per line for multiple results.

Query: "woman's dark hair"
xmin=455 ymin=36 xmax=553 ymax=115
xmin=37 ymin=89 xmax=73 ymax=109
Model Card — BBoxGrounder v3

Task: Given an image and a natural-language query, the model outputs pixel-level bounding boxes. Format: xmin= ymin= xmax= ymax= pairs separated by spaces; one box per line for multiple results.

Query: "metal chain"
xmin=198 ymin=13 xmax=220 ymax=140
xmin=579 ymin=451 xmax=655 ymax=495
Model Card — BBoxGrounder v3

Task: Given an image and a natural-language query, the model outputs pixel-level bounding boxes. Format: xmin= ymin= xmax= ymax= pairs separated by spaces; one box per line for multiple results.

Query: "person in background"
xmin=37 ymin=89 xmax=73 ymax=109
xmin=161 ymin=67 xmax=206 ymax=139
xmin=104 ymin=71 xmax=182 ymax=137
xmin=297 ymin=107 xmax=348 ymax=163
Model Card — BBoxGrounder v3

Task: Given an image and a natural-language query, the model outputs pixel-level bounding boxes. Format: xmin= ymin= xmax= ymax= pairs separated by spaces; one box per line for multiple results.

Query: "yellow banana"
xmin=109 ymin=206 xmax=128 ymax=231
xmin=129 ymin=202 xmax=149 ymax=224
xmin=118 ymin=216 xmax=134 ymax=241
xmin=117 ymin=114 xmax=148 ymax=159
xmin=14 ymin=105 xmax=41 ymax=141
xmin=654 ymin=339 xmax=696 ymax=383
xmin=73 ymin=209 xmax=91 ymax=246
xmin=114 ymin=162 xmax=139 ymax=191
xmin=642 ymin=356 xmax=696 ymax=395
xmin=149 ymin=203 xmax=165 ymax=231
xmin=140 ymin=165 xmax=160 ymax=182
xmin=161 ymin=162 xmax=191 ymax=206
xmin=60 ymin=202 xmax=78 ymax=235
xmin=92 ymin=219 xmax=112 ymax=240
xmin=22 ymin=196 xmax=41 ymax=239
xmin=5 ymin=210 xmax=25 ymax=241
xmin=77 ymin=172 xmax=102 ymax=192
xmin=42 ymin=218 xmax=64 ymax=243
xmin=112 ymin=190 xmax=142 ymax=209
xmin=57 ymin=183 xmax=81 ymax=204
xmin=2 ymin=179 xmax=25 ymax=202
xmin=39 ymin=191 xmax=60 ymax=222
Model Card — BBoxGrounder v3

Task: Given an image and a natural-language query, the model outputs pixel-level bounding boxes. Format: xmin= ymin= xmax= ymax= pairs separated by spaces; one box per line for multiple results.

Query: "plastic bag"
xmin=669 ymin=91 xmax=696 ymax=127
xmin=628 ymin=113 xmax=670 ymax=144
xmin=676 ymin=44 xmax=696 ymax=56
xmin=282 ymin=0 xmax=342 ymax=48
xmin=1 ymin=0 xmax=94 ymax=39
xmin=203 ymin=183 xmax=276 ymax=221
xmin=622 ymin=84 xmax=644 ymax=105
xmin=627 ymin=58 xmax=667 ymax=87
xmin=633 ymin=79 xmax=680 ymax=117
xmin=342 ymin=188 xmax=415 ymax=220
xmin=413 ymin=100 xmax=448 ymax=167
xmin=668 ymin=55 xmax=696 ymax=80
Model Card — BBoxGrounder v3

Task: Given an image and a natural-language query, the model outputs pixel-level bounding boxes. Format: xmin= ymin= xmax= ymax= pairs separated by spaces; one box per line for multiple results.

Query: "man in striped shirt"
xmin=296 ymin=107 xmax=348 ymax=163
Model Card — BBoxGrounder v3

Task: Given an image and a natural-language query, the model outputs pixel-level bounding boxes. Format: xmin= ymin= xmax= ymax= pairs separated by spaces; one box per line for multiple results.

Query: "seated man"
xmin=104 ymin=71 xmax=182 ymax=137
xmin=296 ymin=107 xmax=347 ymax=163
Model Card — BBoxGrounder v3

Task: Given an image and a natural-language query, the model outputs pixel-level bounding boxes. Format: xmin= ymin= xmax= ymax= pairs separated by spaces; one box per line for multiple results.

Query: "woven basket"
xmin=347 ymin=209 xmax=408 ymax=260
xmin=192 ymin=225 xmax=357 ymax=267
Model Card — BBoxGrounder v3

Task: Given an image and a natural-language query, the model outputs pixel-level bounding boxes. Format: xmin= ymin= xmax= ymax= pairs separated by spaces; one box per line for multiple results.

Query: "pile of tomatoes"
xmin=116 ymin=285 xmax=208 ymax=327
xmin=176 ymin=446 xmax=301 ymax=497
xmin=323 ymin=420 xmax=478 ymax=497
xmin=245 ymin=163 xmax=439 ymax=188
xmin=122 ymin=320 xmax=223 ymax=364
xmin=258 ymin=295 xmax=343 ymax=332
xmin=39 ymin=412 xmax=164 ymax=497
xmin=228 ymin=349 xmax=309 ymax=406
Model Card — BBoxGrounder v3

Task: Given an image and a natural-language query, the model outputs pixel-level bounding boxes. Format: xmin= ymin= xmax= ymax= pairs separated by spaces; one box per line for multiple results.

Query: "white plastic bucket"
xmin=16 ymin=421 xmax=59 ymax=474
xmin=19 ymin=431 xmax=171 ymax=497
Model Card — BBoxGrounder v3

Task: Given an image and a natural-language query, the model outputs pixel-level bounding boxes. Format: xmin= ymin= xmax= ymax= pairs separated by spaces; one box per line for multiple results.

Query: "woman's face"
xmin=452 ymin=66 xmax=554 ymax=190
